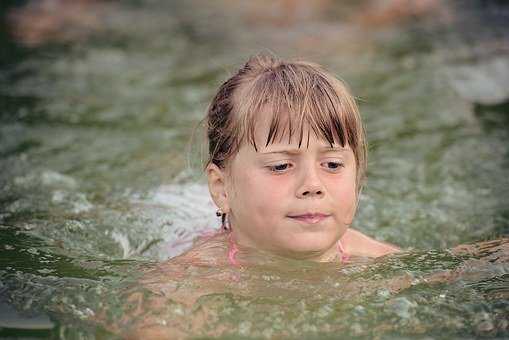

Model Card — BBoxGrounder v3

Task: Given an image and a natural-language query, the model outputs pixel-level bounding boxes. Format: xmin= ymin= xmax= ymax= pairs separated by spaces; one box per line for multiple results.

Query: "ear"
xmin=206 ymin=163 xmax=230 ymax=213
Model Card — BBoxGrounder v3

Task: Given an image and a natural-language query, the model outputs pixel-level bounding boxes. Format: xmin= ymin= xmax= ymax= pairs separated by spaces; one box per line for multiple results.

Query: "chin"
xmin=283 ymin=233 xmax=337 ymax=255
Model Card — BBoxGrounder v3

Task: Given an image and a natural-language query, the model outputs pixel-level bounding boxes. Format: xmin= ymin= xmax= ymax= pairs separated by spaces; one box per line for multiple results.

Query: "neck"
xmin=228 ymin=229 xmax=342 ymax=263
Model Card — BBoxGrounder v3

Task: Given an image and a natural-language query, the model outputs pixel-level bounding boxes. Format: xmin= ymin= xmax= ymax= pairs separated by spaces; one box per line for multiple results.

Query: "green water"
xmin=1 ymin=0 xmax=508 ymax=338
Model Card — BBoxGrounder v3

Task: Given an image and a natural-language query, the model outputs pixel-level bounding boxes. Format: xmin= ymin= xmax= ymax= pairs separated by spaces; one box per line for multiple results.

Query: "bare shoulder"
xmin=114 ymin=232 xmax=236 ymax=338
xmin=341 ymin=228 xmax=401 ymax=258
xmin=135 ymin=231 xmax=232 ymax=297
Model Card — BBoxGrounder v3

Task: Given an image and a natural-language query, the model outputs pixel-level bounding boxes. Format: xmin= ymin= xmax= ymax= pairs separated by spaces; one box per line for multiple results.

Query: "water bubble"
xmin=262 ymin=328 xmax=274 ymax=338
xmin=376 ymin=288 xmax=391 ymax=300
xmin=474 ymin=312 xmax=495 ymax=334
xmin=353 ymin=305 xmax=366 ymax=316
xmin=239 ymin=321 xmax=252 ymax=335
xmin=64 ymin=220 xmax=85 ymax=233
xmin=26 ymin=248 xmax=39 ymax=255
xmin=350 ymin=322 xmax=364 ymax=336
xmin=173 ymin=305 xmax=184 ymax=316
xmin=111 ymin=231 xmax=132 ymax=259
xmin=316 ymin=304 xmax=333 ymax=318
xmin=386 ymin=297 xmax=418 ymax=319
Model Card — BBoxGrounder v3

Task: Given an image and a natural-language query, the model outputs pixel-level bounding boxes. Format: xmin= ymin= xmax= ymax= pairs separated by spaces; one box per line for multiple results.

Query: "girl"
xmin=121 ymin=54 xmax=401 ymax=338
xmin=204 ymin=54 xmax=399 ymax=265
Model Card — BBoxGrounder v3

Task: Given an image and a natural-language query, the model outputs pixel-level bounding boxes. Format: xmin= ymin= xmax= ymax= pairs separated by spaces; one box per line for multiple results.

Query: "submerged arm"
xmin=341 ymin=228 xmax=400 ymax=258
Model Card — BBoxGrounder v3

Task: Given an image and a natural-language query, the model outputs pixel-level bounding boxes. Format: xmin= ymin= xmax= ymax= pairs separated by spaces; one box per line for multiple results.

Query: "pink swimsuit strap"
xmin=227 ymin=231 xmax=241 ymax=267
xmin=337 ymin=239 xmax=350 ymax=263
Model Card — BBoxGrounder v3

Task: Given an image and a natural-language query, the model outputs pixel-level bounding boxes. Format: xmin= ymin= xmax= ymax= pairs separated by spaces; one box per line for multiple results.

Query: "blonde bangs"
xmin=231 ymin=60 xmax=366 ymax=185
xmin=207 ymin=54 xmax=367 ymax=189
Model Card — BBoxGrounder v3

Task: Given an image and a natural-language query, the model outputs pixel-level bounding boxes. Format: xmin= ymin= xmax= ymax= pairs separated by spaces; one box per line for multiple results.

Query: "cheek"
xmin=328 ymin=174 xmax=357 ymax=221
xmin=335 ymin=177 xmax=356 ymax=199
xmin=229 ymin=168 xmax=289 ymax=211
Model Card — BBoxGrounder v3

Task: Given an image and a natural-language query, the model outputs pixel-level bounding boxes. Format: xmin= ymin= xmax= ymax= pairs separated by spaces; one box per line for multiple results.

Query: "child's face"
xmin=208 ymin=112 xmax=358 ymax=261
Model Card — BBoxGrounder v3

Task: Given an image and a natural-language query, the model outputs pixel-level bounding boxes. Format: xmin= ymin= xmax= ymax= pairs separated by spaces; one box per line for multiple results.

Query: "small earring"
xmin=216 ymin=209 xmax=228 ymax=231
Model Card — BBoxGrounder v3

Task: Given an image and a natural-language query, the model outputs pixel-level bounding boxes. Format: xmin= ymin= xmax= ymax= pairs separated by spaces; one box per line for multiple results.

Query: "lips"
xmin=288 ymin=213 xmax=330 ymax=224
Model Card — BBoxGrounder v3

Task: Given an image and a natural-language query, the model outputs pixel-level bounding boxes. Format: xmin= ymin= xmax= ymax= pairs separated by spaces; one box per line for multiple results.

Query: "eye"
xmin=322 ymin=161 xmax=344 ymax=172
xmin=268 ymin=162 xmax=292 ymax=173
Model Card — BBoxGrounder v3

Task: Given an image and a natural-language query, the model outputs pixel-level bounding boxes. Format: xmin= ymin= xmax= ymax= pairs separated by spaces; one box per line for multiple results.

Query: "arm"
xmin=341 ymin=228 xmax=401 ymax=258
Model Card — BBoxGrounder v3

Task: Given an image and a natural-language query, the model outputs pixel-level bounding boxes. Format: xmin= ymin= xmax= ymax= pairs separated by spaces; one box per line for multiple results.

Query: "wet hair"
xmin=206 ymin=54 xmax=367 ymax=191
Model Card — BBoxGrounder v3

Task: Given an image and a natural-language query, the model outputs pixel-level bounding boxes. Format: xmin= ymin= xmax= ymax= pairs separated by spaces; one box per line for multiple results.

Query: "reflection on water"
xmin=0 ymin=0 xmax=508 ymax=338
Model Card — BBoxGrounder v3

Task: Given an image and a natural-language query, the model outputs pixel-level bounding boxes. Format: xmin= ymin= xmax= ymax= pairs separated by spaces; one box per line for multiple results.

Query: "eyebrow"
xmin=260 ymin=146 xmax=349 ymax=155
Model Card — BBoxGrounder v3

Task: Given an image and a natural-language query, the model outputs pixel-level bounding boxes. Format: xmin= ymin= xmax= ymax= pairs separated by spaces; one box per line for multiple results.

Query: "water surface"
xmin=1 ymin=0 xmax=508 ymax=338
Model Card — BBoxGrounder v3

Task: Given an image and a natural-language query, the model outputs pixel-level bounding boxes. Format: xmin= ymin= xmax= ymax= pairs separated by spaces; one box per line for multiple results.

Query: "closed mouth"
xmin=288 ymin=213 xmax=330 ymax=224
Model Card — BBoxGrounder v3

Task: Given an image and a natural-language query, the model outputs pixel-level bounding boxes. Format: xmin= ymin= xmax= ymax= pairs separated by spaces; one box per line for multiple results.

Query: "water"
xmin=1 ymin=0 xmax=508 ymax=338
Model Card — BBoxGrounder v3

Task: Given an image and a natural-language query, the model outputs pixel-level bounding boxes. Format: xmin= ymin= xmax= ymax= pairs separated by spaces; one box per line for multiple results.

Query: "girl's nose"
xmin=296 ymin=166 xmax=325 ymax=199
xmin=299 ymin=186 xmax=324 ymax=197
